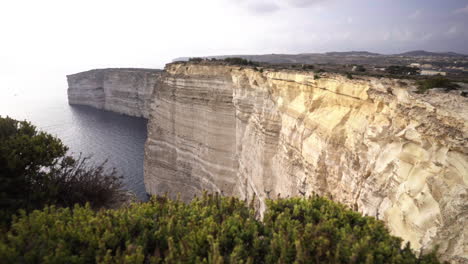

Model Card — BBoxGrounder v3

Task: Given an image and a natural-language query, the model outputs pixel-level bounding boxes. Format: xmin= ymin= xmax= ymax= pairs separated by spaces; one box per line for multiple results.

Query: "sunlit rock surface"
xmin=68 ymin=63 xmax=467 ymax=263
xmin=144 ymin=63 xmax=467 ymax=263
xmin=67 ymin=68 xmax=162 ymax=118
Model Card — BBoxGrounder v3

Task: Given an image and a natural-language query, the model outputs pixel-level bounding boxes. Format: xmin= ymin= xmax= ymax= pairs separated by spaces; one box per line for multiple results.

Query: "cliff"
xmin=68 ymin=63 xmax=467 ymax=263
xmin=144 ymin=63 xmax=467 ymax=263
xmin=67 ymin=68 xmax=162 ymax=118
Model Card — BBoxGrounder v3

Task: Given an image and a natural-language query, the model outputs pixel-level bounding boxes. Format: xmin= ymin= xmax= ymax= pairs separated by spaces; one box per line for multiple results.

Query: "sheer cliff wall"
xmin=144 ymin=63 xmax=467 ymax=263
xmin=67 ymin=64 xmax=467 ymax=262
xmin=67 ymin=68 xmax=162 ymax=118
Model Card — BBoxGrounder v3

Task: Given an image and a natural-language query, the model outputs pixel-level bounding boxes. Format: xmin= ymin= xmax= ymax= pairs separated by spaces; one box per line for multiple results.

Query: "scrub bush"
xmin=0 ymin=193 xmax=444 ymax=263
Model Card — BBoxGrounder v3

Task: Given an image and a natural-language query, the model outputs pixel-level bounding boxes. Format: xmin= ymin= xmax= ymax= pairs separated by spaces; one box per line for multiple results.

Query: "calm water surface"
xmin=0 ymin=92 xmax=148 ymax=200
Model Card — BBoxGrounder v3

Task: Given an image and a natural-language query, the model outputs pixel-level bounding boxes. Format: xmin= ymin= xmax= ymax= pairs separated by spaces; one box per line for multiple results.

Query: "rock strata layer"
xmin=68 ymin=64 xmax=467 ymax=263
xmin=144 ymin=63 xmax=467 ymax=263
xmin=67 ymin=68 xmax=162 ymax=118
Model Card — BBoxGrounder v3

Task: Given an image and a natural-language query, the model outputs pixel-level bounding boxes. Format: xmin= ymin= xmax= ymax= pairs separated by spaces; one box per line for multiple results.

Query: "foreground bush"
xmin=0 ymin=116 xmax=123 ymax=224
xmin=263 ymin=197 xmax=441 ymax=264
xmin=0 ymin=193 xmax=443 ymax=263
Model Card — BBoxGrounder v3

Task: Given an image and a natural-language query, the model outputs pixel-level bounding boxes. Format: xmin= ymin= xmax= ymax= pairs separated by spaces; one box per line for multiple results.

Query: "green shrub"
xmin=302 ymin=64 xmax=315 ymax=70
xmin=263 ymin=197 xmax=442 ymax=264
xmin=355 ymin=65 xmax=366 ymax=72
xmin=314 ymin=74 xmax=321 ymax=80
xmin=0 ymin=116 xmax=123 ymax=224
xmin=346 ymin=72 xmax=353 ymax=79
xmin=0 ymin=193 xmax=444 ymax=263
xmin=416 ymin=76 xmax=460 ymax=93
xmin=223 ymin=57 xmax=259 ymax=66
xmin=0 ymin=116 xmax=67 ymax=222
xmin=189 ymin=57 xmax=204 ymax=62
xmin=386 ymin=66 xmax=420 ymax=75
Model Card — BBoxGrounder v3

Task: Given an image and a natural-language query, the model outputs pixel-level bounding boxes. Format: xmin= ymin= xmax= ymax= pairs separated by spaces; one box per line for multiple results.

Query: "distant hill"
xmin=396 ymin=50 xmax=468 ymax=57
xmin=171 ymin=50 xmax=468 ymax=66
xmin=325 ymin=51 xmax=381 ymax=56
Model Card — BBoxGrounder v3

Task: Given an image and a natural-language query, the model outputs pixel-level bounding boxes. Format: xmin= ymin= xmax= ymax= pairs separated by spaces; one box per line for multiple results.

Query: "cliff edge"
xmin=144 ymin=62 xmax=467 ymax=263
xmin=67 ymin=68 xmax=162 ymax=118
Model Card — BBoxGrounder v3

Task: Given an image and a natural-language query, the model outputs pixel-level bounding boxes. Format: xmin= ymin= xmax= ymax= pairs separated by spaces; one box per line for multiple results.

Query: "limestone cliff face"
xmin=144 ymin=63 xmax=467 ymax=263
xmin=67 ymin=69 xmax=162 ymax=118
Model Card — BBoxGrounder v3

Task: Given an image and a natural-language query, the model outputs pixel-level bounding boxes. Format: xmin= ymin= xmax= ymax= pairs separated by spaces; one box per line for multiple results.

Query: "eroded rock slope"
xmin=144 ymin=63 xmax=467 ymax=263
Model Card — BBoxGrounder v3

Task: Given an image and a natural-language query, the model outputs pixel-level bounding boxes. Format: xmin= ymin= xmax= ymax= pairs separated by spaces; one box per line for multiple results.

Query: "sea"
xmin=0 ymin=82 xmax=149 ymax=200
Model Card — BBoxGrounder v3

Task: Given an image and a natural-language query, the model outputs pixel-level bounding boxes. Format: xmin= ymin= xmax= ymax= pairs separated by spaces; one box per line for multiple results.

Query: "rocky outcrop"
xmin=67 ymin=68 xmax=162 ymax=118
xmin=144 ymin=63 xmax=467 ymax=263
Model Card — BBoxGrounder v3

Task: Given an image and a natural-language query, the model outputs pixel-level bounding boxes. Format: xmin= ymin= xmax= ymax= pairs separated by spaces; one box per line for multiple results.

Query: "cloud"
xmin=382 ymin=32 xmax=391 ymax=41
xmin=231 ymin=0 xmax=328 ymax=13
xmin=408 ymin=10 xmax=421 ymax=19
xmin=247 ymin=2 xmax=280 ymax=13
xmin=421 ymin=33 xmax=433 ymax=41
xmin=381 ymin=29 xmax=416 ymax=42
xmin=454 ymin=4 xmax=468 ymax=14
xmin=284 ymin=0 xmax=326 ymax=8
xmin=446 ymin=25 xmax=458 ymax=36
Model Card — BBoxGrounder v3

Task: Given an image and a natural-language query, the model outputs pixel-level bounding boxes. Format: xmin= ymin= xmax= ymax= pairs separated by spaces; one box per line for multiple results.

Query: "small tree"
xmin=0 ymin=116 xmax=123 ymax=223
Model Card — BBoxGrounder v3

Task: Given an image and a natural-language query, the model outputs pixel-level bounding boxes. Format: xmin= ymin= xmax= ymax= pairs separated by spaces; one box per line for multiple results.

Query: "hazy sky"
xmin=1 ymin=0 xmax=468 ymax=96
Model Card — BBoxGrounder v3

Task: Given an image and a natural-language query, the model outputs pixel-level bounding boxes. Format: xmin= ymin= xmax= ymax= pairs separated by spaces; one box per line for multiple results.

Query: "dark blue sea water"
xmin=0 ymin=91 xmax=148 ymax=200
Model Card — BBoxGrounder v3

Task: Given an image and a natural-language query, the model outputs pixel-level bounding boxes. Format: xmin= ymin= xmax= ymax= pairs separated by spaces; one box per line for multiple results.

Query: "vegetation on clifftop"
xmin=222 ymin=57 xmax=260 ymax=66
xmin=0 ymin=193 xmax=444 ymax=263
xmin=189 ymin=57 xmax=260 ymax=66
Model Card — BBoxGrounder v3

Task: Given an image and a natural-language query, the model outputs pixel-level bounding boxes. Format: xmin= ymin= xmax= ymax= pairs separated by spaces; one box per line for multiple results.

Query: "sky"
xmin=0 ymin=0 xmax=468 ymax=98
